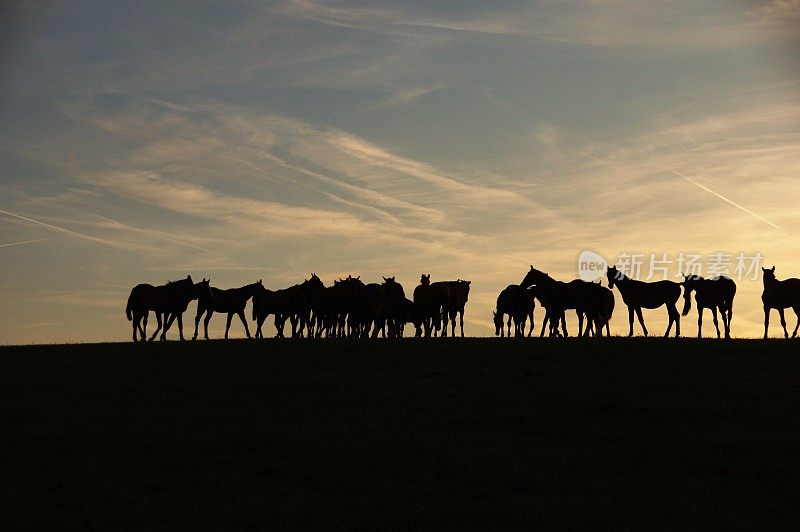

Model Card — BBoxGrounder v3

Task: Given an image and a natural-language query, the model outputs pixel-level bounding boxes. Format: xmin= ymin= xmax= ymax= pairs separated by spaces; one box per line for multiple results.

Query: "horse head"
xmin=521 ymin=266 xmax=548 ymax=289
xmin=304 ymin=273 xmax=325 ymax=292
xmin=420 ymin=274 xmax=431 ymax=286
xmin=606 ymin=265 xmax=624 ymax=289
xmin=762 ymin=266 xmax=777 ymax=285
xmin=195 ymin=277 xmax=214 ymax=300
xmin=493 ymin=310 xmax=502 ymax=336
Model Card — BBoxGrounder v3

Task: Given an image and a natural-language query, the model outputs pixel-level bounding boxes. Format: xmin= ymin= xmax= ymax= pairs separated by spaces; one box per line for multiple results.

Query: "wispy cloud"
xmin=0 ymin=236 xmax=58 ymax=248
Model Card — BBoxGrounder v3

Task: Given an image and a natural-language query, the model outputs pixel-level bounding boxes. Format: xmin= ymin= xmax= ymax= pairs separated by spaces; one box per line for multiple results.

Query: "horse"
xmin=520 ymin=266 xmax=593 ymax=337
xmin=399 ymin=298 xmax=423 ymax=337
xmin=381 ymin=276 xmax=406 ymax=338
xmin=681 ymin=275 xmax=736 ymax=338
xmin=760 ymin=266 xmax=800 ymax=339
xmin=606 ymin=265 xmax=681 ymax=337
xmin=125 ymin=276 xmax=210 ymax=342
xmin=360 ymin=282 xmax=386 ymax=338
xmin=581 ymin=282 xmax=614 ymax=337
xmin=574 ymin=282 xmax=614 ymax=337
xmin=159 ymin=278 xmax=215 ymax=341
xmin=251 ymin=275 xmax=325 ymax=338
xmin=252 ymin=282 xmax=275 ymax=339
xmin=192 ymin=280 xmax=262 ymax=340
xmin=493 ymin=284 xmax=535 ymax=337
xmin=442 ymin=280 xmax=471 ymax=337
xmin=299 ymin=274 xmax=326 ymax=337
xmin=413 ymin=274 xmax=450 ymax=337
xmin=494 ymin=284 xmax=535 ymax=337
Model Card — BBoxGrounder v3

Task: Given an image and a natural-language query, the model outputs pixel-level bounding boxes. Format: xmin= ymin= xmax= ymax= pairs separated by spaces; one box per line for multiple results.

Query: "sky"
xmin=1 ymin=0 xmax=799 ymax=343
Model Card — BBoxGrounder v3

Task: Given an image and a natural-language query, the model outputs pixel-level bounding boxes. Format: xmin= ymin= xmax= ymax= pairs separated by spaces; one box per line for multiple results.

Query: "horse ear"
xmin=771 ymin=266 xmax=776 ymax=272
xmin=492 ymin=311 xmax=496 ymax=318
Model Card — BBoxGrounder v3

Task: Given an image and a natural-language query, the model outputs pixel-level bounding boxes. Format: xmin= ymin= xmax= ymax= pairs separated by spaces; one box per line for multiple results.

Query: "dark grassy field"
xmin=1 ymin=338 xmax=799 ymax=530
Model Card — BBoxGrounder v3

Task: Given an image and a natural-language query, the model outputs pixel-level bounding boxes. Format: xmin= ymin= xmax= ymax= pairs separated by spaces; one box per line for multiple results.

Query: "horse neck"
xmin=240 ymin=283 xmax=260 ymax=297
xmin=763 ymin=276 xmax=780 ymax=291
xmin=612 ymin=273 xmax=633 ymax=292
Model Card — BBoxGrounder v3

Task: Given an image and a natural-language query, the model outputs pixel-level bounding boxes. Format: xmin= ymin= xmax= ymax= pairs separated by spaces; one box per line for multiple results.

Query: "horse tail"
xmin=126 ymin=292 xmax=134 ymax=321
xmin=681 ymin=287 xmax=692 ymax=316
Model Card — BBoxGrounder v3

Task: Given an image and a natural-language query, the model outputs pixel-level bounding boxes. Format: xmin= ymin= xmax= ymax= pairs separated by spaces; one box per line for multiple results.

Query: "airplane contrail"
xmin=667 ymin=168 xmax=781 ymax=230
xmin=0 ymin=236 xmax=57 ymax=248
xmin=0 ymin=209 xmax=122 ymax=247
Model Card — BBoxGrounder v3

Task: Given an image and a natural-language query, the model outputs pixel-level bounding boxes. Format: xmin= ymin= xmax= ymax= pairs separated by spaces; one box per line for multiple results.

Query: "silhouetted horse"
xmin=252 ymin=275 xmax=325 ymax=338
xmin=520 ymin=266 xmax=588 ymax=337
xmin=382 ymin=276 xmax=406 ymax=338
xmin=760 ymin=266 xmax=800 ymax=339
xmin=606 ymin=265 xmax=681 ymax=337
xmin=682 ymin=275 xmax=736 ymax=338
xmin=494 ymin=284 xmax=535 ymax=337
xmin=413 ymin=274 xmax=450 ymax=337
xmin=160 ymin=278 xmax=215 ymax=341
xmin=357 ymin=282 xmax=384 ymax=338
xmin=581 ymin=282 xmax=614 ymax=337
xmin=399 ymin=298 xmax=424 ymax=337
xmin=252 ymin=282 xmax=275 ymax=339
xmin=125 ymin=276 xmax=210 ymax=342
xmin=192 ymin=280 xmax=262 ymax=340
xmin=299 ymin=274 xmax=326 ymax=337
xmin=442 ymin=280 xmax=471 ymax=337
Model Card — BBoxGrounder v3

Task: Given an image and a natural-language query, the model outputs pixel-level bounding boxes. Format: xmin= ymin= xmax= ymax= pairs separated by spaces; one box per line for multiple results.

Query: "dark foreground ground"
xmin=1 ymin=338 xmax=799 ymax=530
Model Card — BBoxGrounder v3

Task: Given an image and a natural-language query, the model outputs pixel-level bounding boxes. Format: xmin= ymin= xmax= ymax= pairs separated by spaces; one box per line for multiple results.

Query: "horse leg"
xmin=779 ymin=308 xmax=789 ymax=338
xmin=697 ymin=307 xmax=704 ymax=338
xmin=711 ymin=307 xmax=720 ymax=339
xmin=224 ymin=313 xmax=233 ymax=339
xmin=560 ymin=312 xmax=568 ymax=337
xmin=665 ymin=304 xmax=679 ymax=337
xmin=528 ymin=310 xmax=534 ymax=337
xmin=132 ymin=312 xmax=141 ymax=342
xmin=627 ymin=306 xmax=635 ymax=337
xmin=192 ymin=307 xmax=203 ymax=340
xmin=148 ymin=313 xmax=163 ymax=342
xmin=635 ymin=307 xmax=648 ymax=337
xmin=792 ymin=307 xmax=800 ymax=338
xmin=238 ymin=310 xmax=251 ymax=339
xmin=577 ymin=312 xmax=584 ymax=337
xmin=540 ymin=310 xmax=549 ymax=337
xmin=140 ymin=312 xmax=148 ymax=341
xmin=203 ymin=310 xmax=213 ymax=340
xmin=176 ymin=313 xmax=185 ymax=341
xmin=161 ymin=312 xmax=176 ymax=341
xmin=459 ymin=309 xmax=465 ymax=338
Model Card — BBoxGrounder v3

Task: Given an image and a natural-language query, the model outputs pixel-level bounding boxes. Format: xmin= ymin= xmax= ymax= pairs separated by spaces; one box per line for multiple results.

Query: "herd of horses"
xmin=125 ymin=264 xmax=800 ymax=342
xmin=125 ymin=273 xmax=470 ymax=342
